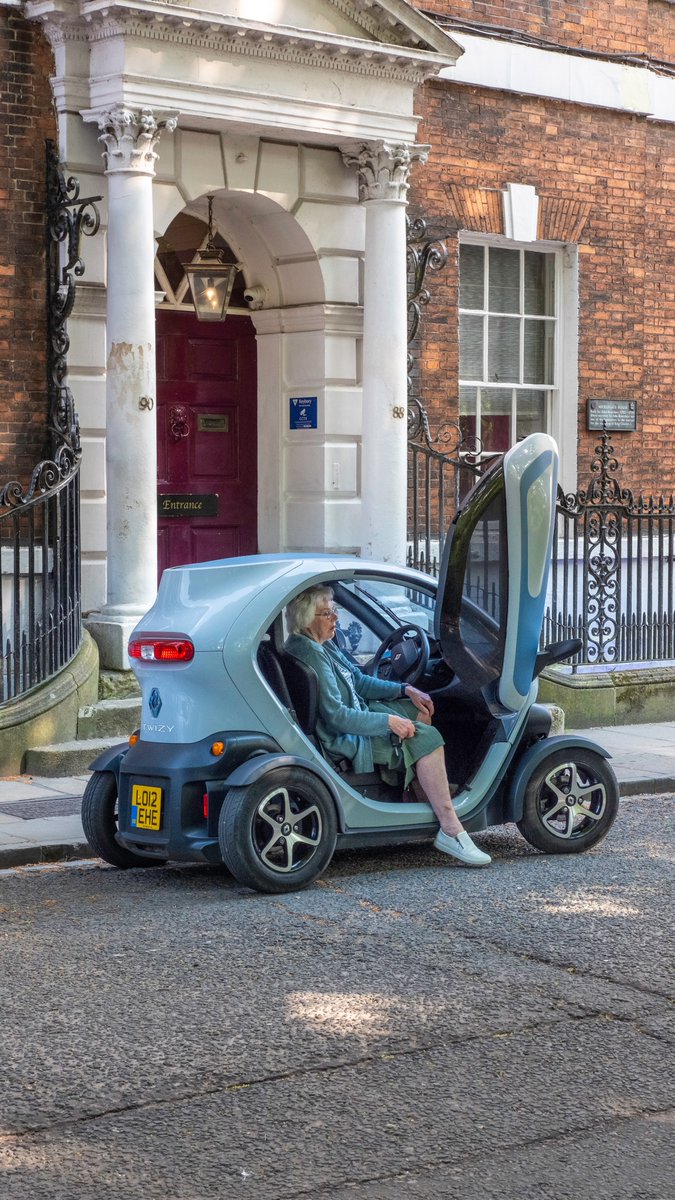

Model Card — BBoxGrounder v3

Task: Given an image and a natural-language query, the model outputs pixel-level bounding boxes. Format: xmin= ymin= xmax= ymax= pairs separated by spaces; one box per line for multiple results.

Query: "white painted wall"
xmin=444 ymin=32 xmax=675 ymax=123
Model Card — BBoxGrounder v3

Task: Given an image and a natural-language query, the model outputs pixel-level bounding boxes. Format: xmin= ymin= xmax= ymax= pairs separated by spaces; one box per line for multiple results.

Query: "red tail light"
xmin=128 ymin=636 xmax=195 ymax=662
xmin=203 ymin=791 xmax=209 ymax=820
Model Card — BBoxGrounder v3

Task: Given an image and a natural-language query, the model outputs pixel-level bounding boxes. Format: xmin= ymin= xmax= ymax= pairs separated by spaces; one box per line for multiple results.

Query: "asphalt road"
xmin=0 ymin=796 xmax=672 ymax=1200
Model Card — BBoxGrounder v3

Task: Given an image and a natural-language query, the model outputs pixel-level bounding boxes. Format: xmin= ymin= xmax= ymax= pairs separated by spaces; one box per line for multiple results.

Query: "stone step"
xmin=77 ymin=697 xmax=141 ymax=739
xmin=98 ymin=670 xmax=141 ymax=701
xmin=24 ymin=737 xmax=128 ymax=778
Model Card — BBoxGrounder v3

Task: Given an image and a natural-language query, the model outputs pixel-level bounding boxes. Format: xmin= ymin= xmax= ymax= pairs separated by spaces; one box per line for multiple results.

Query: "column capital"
xmin=97 ymin=107 xmax=178 ymax=175
xmin=340 ymin=141 xmax=430 ymax=202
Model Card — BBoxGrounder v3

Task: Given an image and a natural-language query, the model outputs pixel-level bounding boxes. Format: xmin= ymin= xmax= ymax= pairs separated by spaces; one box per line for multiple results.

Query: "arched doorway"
xmin=154 ymin=212 xmax=257 ymax=576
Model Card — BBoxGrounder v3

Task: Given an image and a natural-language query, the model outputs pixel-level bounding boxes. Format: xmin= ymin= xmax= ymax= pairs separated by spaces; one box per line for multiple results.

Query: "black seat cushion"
xmin=257 ymin=641 xmax=296 ymax=715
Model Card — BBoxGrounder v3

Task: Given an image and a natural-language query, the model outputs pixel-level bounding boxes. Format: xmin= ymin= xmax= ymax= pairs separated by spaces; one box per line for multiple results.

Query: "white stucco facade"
xmin=16 ymin=0 xmax=461 ymax=666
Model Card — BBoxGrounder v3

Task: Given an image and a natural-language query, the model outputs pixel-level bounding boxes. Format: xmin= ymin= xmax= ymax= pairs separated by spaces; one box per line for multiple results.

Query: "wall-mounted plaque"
xmin=158 ymin=494 xmax=219 ymax=518
xmin=289 ymin=396 xmax=318 ymax=429
xmin=197 ymin=413 xmax=229 ymax=433
xmin=587 ymin=399 xmax=637 ymax=432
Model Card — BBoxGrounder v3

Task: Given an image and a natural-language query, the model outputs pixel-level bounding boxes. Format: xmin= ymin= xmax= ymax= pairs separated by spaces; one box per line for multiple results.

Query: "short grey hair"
xmin=287 ymin=585 xmax=333 ymax=635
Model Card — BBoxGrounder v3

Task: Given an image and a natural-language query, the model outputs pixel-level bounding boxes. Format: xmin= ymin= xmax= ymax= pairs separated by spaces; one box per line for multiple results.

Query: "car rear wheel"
xmin=81 ymin=771 xmax=167 ymax=869
xmin=219 ymin=768 xmax=338 ymax=893
xmin=517 ymin=749 xmax=619 ymax=854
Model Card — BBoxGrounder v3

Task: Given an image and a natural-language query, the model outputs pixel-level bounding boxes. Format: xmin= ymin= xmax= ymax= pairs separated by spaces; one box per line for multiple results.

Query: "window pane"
xmin=524 ymin=251 xmax=555 ymax=316
xmin=488 ymin=316 xmax=520 ymax=382
xmin=481 ymin=388 xmax=512 ymax=453
xmin=488 ymin=248 xmax=519 ymax=313
xmin=524 ymin=319 xmax=554 ymax=384
xmin=516 ymin=391 xmax=546 ymax=440
xmin=459 ymin=386 xmax=477 ymax=444
xmin=460 ymin=314 xmax=483 ymax=378
xmin=354 ymin=577 xmax=437 ymax=635
xmin=459 ymin=244 xmax=484 ymax=308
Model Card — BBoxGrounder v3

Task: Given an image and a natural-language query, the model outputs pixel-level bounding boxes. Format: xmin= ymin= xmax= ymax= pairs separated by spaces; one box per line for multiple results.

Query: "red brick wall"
xmin=409 ymin=3 xmax=675 ymax=495
xmin=417 ymin=1 xmax=670 ymax=57
xmin=0 ymin=14 xmax=56 ymax=490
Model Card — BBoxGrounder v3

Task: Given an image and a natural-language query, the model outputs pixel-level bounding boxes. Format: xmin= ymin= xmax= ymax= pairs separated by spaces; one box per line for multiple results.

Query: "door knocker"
xmin=169 ymin=405 xmax=190 ymax=441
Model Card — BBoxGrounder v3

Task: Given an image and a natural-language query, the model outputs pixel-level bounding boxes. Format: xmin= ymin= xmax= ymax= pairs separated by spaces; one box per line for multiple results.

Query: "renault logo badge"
xmin=149 ymin=688 xmax=162 ymax=718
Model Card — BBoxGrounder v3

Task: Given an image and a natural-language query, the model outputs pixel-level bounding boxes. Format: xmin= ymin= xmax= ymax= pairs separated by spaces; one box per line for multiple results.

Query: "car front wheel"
xmin=517 ymin=749 xmax=619 ymax=854
xmin=218 ymin=768 xmax=338 ymax=893
xmin=81 ymin=771 xmax=166 ymax=869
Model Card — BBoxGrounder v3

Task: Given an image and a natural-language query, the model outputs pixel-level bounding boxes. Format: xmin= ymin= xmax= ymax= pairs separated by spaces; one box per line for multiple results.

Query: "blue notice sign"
xmin=289 ymin=396 xmax=318 ymax=430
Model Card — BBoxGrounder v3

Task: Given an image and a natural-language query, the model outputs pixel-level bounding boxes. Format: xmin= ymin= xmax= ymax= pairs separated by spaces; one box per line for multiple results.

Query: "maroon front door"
xmin=156 ymin=310 xmax=257 ymax=576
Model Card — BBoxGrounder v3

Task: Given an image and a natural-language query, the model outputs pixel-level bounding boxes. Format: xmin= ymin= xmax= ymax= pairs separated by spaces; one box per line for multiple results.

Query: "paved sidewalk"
xmin=0 ymin=722 xmax=673 ymax=871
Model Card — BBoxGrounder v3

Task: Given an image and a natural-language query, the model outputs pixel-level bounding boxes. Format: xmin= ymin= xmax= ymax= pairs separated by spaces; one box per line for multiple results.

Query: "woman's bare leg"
xmin=415 ymin=747 xmax=463 ymax=837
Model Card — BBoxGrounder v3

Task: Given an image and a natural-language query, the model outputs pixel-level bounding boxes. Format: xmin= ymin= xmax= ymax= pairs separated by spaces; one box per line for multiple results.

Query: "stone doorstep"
xmin=23 ymin=737 xmax=127 ymax=778
xmin=98 ymin=669 xmax=141 ymax=701
xmin=77 ymin=697 xmax=141 ymax=739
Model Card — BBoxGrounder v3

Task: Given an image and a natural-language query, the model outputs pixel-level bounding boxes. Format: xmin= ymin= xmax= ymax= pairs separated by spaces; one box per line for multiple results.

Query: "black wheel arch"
xmin=88 ymin=742 xmax=129 ymax=776
xmin=223 ymin=751 xmax=344 ymax=822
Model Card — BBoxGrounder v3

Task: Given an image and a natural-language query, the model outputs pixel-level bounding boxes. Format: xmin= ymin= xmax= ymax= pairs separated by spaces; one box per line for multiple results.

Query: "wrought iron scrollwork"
xmin=46 ymin=139 xmax=101 ymax=461
xmin=406 ymin=215 xmax=482 ymax=469
xmin=558 ymin=431 xmax=635 ymax=514
xmin=1 ymin=145 xmax=101 ymax=513
xmin=555 ymin=432 xmax=634 ymax=665
xmin=407 ymin=215 xmax=449 ymax=350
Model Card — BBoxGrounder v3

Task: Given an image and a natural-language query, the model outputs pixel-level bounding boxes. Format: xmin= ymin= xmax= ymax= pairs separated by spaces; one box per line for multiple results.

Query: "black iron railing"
xmin=0 ymin=144 xmax=99 ymax=706
xmin=0 ymin=458 xmax=81 ymax=702
xmin=545 ymin=433 xmax=675 ymax=669
xmin=407 ymin=426 xmax=675 ymax=670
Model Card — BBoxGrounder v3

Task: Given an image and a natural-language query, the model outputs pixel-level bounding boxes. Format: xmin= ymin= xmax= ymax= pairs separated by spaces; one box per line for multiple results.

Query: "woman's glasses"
xmin=317 ymin=607 xmax=339 ymax=620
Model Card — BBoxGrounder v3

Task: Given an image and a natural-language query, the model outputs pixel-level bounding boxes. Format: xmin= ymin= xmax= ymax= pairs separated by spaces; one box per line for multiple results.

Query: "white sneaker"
xmin=434 ymin=829 xmax=491 ymax=867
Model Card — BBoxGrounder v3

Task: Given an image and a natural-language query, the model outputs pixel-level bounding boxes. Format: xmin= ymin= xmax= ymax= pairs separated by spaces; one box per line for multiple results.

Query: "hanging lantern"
xmin=185 ymin=195 xmax=242 ymax=322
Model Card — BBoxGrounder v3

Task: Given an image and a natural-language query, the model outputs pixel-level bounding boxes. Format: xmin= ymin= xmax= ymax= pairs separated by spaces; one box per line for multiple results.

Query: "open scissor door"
xmin=435 ymin=433 xmax=558 ymax=712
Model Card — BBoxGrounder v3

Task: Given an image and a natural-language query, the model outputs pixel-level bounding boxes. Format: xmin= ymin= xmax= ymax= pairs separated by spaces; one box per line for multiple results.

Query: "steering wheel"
xmin=369 ymin=624 xmax=430 ymax=686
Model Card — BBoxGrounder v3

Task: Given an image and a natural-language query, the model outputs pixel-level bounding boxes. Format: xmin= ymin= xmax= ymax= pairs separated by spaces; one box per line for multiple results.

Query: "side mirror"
xmin=534 ymin=638 xmax=582 ymax=678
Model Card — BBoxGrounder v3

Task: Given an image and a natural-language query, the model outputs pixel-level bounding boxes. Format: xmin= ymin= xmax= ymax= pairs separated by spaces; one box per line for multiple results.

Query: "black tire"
xmin=517 ymin=749 xmax=619 ymax=854
xmin=81 ymin=771 xmax=166 ymax=869
xmin=219 ymin=767 xmax=338 ymax=893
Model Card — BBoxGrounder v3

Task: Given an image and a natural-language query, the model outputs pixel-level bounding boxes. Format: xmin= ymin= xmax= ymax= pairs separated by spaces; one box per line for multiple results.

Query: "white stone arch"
xmin=154 ymin=189 xmax=327 ymax=312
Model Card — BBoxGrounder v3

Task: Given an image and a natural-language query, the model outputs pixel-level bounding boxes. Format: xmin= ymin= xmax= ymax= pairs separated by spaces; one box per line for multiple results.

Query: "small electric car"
xmin=82 ymin=432 xmax=619 ymax=893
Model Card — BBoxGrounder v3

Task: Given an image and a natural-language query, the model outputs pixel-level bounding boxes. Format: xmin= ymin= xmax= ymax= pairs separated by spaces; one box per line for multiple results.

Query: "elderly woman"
xmin=285 ymin=585 xmax=490 ymax=867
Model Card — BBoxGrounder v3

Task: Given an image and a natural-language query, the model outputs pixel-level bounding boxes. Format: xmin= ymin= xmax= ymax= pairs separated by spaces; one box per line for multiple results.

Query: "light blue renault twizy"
xmin=82 ymin=433 xmax=619 ymax=893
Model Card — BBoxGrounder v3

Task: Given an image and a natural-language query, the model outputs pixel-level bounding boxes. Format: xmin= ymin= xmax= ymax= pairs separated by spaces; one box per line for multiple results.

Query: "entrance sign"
xmin=158 ymin=494 xmax=219 ymax=518
xmin=290 ymin=396 xmax=318 ymax=430
xmin=587 ymin=399 xmax=637 ymax=432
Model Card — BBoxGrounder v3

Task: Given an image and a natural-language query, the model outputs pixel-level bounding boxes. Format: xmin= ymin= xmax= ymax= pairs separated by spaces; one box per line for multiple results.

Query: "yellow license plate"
xmin=131 ymin=784 xmax=162 ymax=831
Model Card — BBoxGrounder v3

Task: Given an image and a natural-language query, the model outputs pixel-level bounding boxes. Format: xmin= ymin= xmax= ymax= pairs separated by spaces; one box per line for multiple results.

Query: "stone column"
xmin=86 ymin=107 xmax=176 ymax=670
xmin=341 ymin=141 xmax=428 ymax=563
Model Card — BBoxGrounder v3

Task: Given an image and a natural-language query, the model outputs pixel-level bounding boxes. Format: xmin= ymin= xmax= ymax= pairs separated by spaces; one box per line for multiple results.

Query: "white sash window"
xmin=459 ymin=241 xmax=562 ymax=466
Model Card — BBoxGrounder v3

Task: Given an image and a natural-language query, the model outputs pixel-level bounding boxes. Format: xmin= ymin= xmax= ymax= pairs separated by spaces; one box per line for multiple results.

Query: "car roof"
xmin=133 ymin=553 xmax=437 ymax=650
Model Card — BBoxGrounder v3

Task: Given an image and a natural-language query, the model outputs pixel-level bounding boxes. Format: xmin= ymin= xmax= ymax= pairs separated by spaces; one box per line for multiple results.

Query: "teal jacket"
xmin=284 ymin=633 xmax=404 ymax=772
